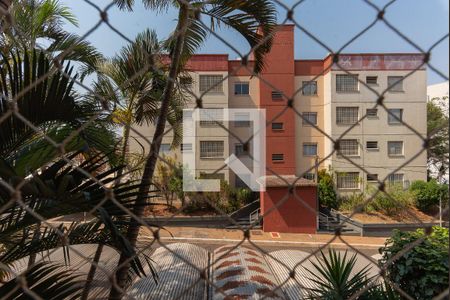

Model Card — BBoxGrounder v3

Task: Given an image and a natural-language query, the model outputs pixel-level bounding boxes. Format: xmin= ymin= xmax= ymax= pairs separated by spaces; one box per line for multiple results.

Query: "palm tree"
xmin=0 ymin=49 xmax=160 ymax=298
xmin=1 ymin=0 xmax=103 ymax=78
xmin=0 ymin=50 xmax=117 ymax=175
xmin=109 ymin=1 xmax=277 ymax=298
xmin=92 ymin=29 xmax=186 ymax=181
xmin=305 ymin=250 xmax=375 ymax=300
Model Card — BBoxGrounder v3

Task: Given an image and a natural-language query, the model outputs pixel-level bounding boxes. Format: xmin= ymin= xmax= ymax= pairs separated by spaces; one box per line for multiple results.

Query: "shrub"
xmin=236 ymin=188 xmax=256 ymax=205
xmin=339 ymin=185 xmax=415 ymax=216
xmin=410 ymin=180 xmax=449 ymax=211
xmin=339 ymin=192 xmax=366 ymax=212
xmin=318 ymin=170 xmax=338 ymax=209
xmin=379 ymin=227 xmax=449 ymax=300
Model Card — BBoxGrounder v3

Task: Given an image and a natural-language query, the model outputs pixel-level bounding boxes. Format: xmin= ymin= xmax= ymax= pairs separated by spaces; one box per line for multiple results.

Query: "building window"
xmin=338 ymin=139 xmax=359 ymax=156
xmin=302 ymin=81 xmax=318 ymax=95
xmin=234 ymin=82 xmax=250 ymax=95
xmin=336 ymin=74 xmax=359 ymax=93
xmin=272 ymin=91 xmax=283 ymax=100
xmin=200 ymin=109 xmax=223 ymax=127
xmin=272 ymin=123 xmax=284 ymax=130
xmin=302 ymin=112 xmax=318 ymax=126
xmin=200 ymin=141 xmax=224 ymax=158
xmin=303 ymin=143 xmax=318 ymax=156
xmin=181 ymin=143 xmax=193 ymax=152
xmin=199 ymin=75 xmax=223 ymax=93
xmin=366 ymin=141 xmax=379 ymax=150
xmin=235 ymin=144 xmax=246 ymax=156
xmin=179 ymin=77 xmax=193 ymax=89
xmin=336 ymin=107 xmax=359 ymax=125
xmin=388 ymin=109 xmax=403 ymax=124
xmin=366 ymin=76 xmax=378 ymax=85
xmin=367 ymin=174 xmax=379 ymax=182
xmin=366 ymin=109 xmax=378 ymax=118
xmin=200 ymin=173 xmax=225 ymax=180
xmin=388 ymin=141 xmax=404 ymax=156
xmin=234 ymin=112 xmax=251 ymax=127
xmin=388 ymin=76 xmax=404 ymax=92
xmin=160 ymin=144 xmax=171 ymax=154
xmin=337 ymin=172 xmax=360 ymax=189
xmin=303 ymin=173 xmax=316 ymax=181
xmin=272 ymin=154 xmax=284 ymax=161
xmin=388 ymin=173 xmax=404 ymax=186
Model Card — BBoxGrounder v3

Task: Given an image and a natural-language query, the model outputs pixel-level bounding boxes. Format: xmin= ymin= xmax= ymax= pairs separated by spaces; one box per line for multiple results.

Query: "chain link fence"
xmin=0 ymin=0 xmax=448 ymax=299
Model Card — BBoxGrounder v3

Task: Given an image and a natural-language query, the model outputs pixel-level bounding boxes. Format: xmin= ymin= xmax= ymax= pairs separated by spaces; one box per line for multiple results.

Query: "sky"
xmin=62 ymin=0 xmax=449 ymax=84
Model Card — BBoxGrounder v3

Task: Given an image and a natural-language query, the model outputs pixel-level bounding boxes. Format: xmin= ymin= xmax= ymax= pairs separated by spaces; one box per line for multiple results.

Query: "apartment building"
xmin=130 ymin=25 xmax=428 ymax=193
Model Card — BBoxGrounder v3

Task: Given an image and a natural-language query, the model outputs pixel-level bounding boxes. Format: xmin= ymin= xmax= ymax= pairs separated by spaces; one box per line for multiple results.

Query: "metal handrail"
xmin=249 ymin=208 xmax=260 ymax=224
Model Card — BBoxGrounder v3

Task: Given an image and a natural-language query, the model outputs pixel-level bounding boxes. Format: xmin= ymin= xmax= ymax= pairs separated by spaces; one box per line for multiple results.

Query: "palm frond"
xmin=202 ymin=0 xmax=277 ymax=73
xmin=305 ymin=250 xmax=375 ymax=299
xmin=0 ymin=50 xmax=78 ymax=157
xmin=0 ymin=262 xmax=83 ymax=300
xmin=0 ymin=152 xmax=160 ymax=241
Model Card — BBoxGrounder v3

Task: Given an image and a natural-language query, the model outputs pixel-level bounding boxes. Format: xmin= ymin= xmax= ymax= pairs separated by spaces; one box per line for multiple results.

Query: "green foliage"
xmin=369 ymin=185 xmax=415 ymax=216
xmin=339 ymin=185 xmax=415 ymax=216
xmin=318 ymin=170 xmax=339 ymax=209
xmin=410 ymin=180 xmax=449 ymax=211
xmin=379 ymin=227 xmax=449 ymax=300
xmin=236 ymin=188 xmax=256 ymax=205
xmin=0 ymin=262 xmax=83 ymax=299
xmin=427 ymin=99 xmax=449 ymax=180
xmin=305 ymin=249 xmax=376 ymax=299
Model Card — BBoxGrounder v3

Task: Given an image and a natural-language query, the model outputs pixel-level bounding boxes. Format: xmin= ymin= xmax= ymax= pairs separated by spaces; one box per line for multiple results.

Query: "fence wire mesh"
xmin=0 ymin=0 xmax=449 ymax=299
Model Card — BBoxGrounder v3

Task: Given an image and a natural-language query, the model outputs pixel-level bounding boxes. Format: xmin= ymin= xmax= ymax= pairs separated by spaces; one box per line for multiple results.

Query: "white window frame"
xmin=388 ymin=109 xmax=403 ymax=125
xmin=366 ymin=76 xmax=378 ymax=85
xmin=199 ymin=75 xmax=223 ymax=93
xmin=367 ymin=174 xmax=379 ymax=182
xmin=388 ymin=76 xmax=404 ymax=92
xmin=200 ymin=141 xmax=224 ymax=159
xmin=272 ymin=154 xmax=284 ymax=161
xmin=303 ymin=173 xmax=316 ymax=181
xmin=234 ymin=112 xmax=251 ymax=127
xmin=272 ymin=122 xmax=284 ymax=130
xmin=235 ymin=143 xmax=245 ymax=156
xmin=366 ymin=141 xmax=379 ymax=150
xmin=337 ymin=172 xmax=360 ymax=190
xmin=160 ymin=144 xmax=171 ymax=154
xmin=234 ymin=82 xmax=250 ymax=95
xmin=302 ymin=112 xmax=318 ymax=126
xmin=181 ymin=143 xmax=193 ymax=152
xmin=272 ymin=91 xmax=283 ymax=100
xmin=336 ymin=107 xmax=359 ymax=125
xmin=303 ymin=143 xmax=318 ymax=157
xmin=388 ymin=141 xmax=404 ymax=156
xmin=302 ymin=81 xmax=318 ymax=96
xmin=388 ymin=173 xmax=405 ymax=186
xmin=338 ymin=139 xmax=359 ymax=157
xmin=336 ymin=74 xmax=359 ymax=93
xmin=366 ymin=108 xmax=378 ymax=118
xmin=200 ymin=109 xmax=224 ymax=127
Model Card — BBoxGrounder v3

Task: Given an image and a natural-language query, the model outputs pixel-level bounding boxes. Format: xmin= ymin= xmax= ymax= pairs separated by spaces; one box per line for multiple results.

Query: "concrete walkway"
xmin=144 ymin=227 xmax=387 ymax=249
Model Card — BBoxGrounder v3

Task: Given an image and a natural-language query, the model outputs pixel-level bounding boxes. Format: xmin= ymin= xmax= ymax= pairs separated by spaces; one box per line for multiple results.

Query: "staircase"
xmin=318 ymin=208 xmax=361 ymax=236
xmin=227 ymin=201 xmax=262 ymax=229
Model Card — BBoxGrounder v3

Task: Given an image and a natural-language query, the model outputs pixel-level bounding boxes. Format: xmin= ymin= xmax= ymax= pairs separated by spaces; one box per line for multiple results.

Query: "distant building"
xmin=131 ymin=25 xmax=428 ymax=193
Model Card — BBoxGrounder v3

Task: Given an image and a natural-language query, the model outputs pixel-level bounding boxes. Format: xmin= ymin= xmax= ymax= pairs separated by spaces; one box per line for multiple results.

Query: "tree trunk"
xmin=81 ymin=243 xmax=104 ymax=300
xmin=115 ymin=123 xmax=132 ymax=184
xmin=108 ymin=4 xmax=189 ymax=299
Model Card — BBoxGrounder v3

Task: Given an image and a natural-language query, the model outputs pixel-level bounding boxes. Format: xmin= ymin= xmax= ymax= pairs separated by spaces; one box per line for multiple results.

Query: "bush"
xmin=379 ymin=227 xmax=449 ymax=300
xmin=369 ymin=185 xmax=415 ymax=216
xmin=318 ymin=170 xmax=338 ymax=209
xmin=236 ymin=188 xmax=256 ymax=205
xmin=339 ymin=192 xmax=365 ymax=212
xmin=410 ymin=180 xmax=449 ymax=211
xmin=338 ymin=185 xmax=415 ymax=216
